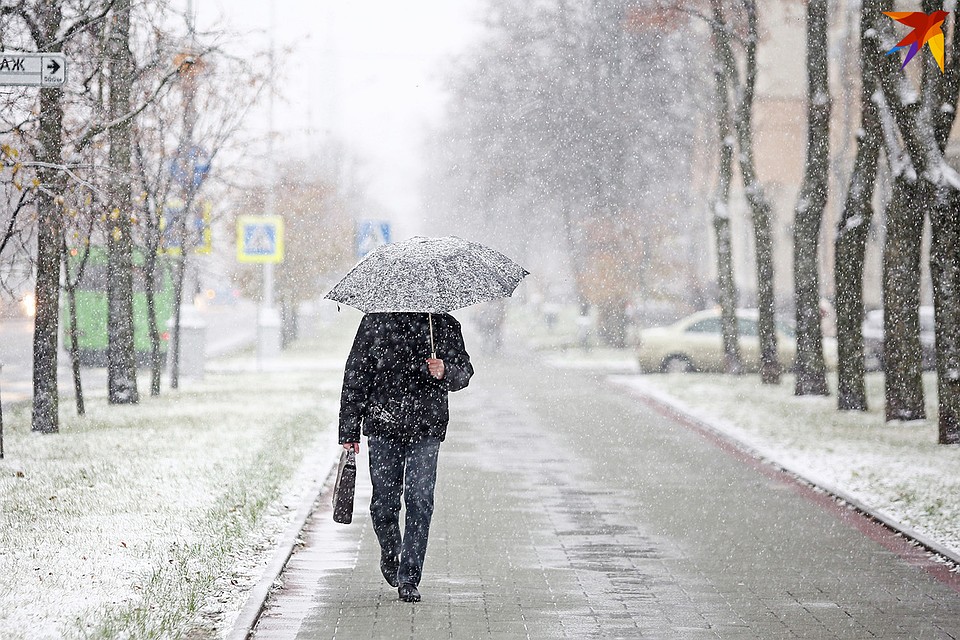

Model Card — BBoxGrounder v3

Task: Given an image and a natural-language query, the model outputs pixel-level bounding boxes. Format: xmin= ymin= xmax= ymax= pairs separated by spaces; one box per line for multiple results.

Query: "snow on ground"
xmin=604 ymin=370 xmax=960 ymax=557
xmin=0 ymin=313 xmax=357 ymax=639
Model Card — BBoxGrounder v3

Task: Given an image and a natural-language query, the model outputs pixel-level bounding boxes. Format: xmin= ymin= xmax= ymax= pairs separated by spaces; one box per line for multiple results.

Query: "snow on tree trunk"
xmin=871 ymin=7 xmax=944 ymax=424
xmin=723 ymin=0 xmax=781 ymax=384
xmin=926 ymin=5 xmax=960 ymax=443
xmin=709 ymin=8 xmax=742 ymax=376
xmin=835 ymin=9 xmax=881 ymax=411
xmin=106 ymin=0 xmax=139 ymax=405
xmin=930 ymin=188 xmax=960 ymax=443
xmin=793 ymin=0 xmax=831 ymax=396
xmin=31 ymin=3 xmax=65 ymax=434
xmin=882 ymin=176 xmax=927 ymax=421
xmin=144 ymin=250 xmax=163 ymax=397
xmin=62 ymin=238 xmax=85 ymax=417
xmin=836 ymin=0 xmax=882 ymax=412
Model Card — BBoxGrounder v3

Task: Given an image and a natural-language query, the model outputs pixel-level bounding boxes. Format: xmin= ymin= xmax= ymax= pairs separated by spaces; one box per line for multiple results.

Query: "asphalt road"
xmin=0 ymin=300 xmax=258 ymax=406
xmin=254 ymin=352 xmax=960 ymax=639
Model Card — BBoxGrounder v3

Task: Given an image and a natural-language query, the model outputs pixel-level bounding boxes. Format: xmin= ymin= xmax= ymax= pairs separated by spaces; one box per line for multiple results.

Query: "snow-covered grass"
xmin=0 ymin=311 xmax=357 ymax=639
xmin=611 ymin=371 xmax=960 ymax=556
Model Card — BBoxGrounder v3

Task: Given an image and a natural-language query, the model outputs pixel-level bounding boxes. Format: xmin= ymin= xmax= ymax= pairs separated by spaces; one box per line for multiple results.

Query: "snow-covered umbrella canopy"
xmin=324 ymin=236 xmax=529 ymax=314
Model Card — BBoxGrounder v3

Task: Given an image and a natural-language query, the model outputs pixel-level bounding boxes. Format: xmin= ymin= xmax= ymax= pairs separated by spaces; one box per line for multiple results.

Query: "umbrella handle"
xmin=429 ymin=313 xmax=436 ymax=359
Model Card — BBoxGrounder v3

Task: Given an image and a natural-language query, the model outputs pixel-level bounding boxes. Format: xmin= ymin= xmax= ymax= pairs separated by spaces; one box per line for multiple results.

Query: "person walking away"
xmin=338 ymin=312 xmax=473 ymax=603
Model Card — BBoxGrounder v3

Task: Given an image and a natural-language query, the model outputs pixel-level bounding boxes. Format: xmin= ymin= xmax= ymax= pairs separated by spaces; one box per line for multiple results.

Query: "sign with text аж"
xmin=237 ymin=215 xmax=284 ymax=263
xmin=0 ymin=52 xmax=66 ymax=87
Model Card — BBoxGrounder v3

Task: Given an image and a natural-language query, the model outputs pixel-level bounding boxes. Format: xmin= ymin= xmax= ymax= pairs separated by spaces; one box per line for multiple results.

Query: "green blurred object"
xmin=61 ymin=247 xmax=175 ymax=366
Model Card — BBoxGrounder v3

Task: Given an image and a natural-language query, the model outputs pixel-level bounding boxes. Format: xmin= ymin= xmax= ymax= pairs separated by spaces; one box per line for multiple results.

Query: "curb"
xmin=227 ymin=444 xmax=343 ymax=640
xmin=621 ymin=379 xmax=960 ymax=568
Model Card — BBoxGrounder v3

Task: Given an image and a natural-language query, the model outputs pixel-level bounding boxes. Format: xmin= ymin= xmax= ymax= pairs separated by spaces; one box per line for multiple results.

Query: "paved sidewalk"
xmin=253 ymin=356 xmax=960 ymax=639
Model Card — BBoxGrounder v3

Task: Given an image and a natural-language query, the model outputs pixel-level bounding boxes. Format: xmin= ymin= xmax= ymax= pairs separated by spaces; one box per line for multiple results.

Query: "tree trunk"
xmin=169 ymin=251 xmax=186 ymax=390
xmin=169 ymin=55 xmax=201 ymax=390
xmin=709 ymin=8 xmax=742 ymax=375
xmin=31 ymin=3 xmax=65 ymax=434
xmin=144 ymin=248 xmax=162 ymax=396
xmin=106 ymin=0 xmax=138 ymax=404
xmin=62 ymin=239 xmax=84 ymax=416
xmin=882 ymin=176 xmax=926 ymax=421
xmin=924 ymin=4 xmax=960 ymax=442
xmin=728 ymin=0 xmax=781 ymax=384
xmin=870 ymin=6 xmax=940 ymax=423
xmin=596 ymin=301 xmax=627 ymax=349
xmin=835 ymin=0 xmax=881 ymax=411
xmin=922 ymin=2 xmax=960 ymax=443
xmin=133 ymin=140 xmax=165 ymax=396
xmin=929 ymin=189 xmax=960 ymax=443
xmin=793 ymin=0 xmax=831 ymax=396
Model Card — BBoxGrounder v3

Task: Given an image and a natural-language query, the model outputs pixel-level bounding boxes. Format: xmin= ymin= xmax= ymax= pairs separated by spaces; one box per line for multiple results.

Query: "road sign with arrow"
xmin=0 ymin=52 xmax=66 ymax=87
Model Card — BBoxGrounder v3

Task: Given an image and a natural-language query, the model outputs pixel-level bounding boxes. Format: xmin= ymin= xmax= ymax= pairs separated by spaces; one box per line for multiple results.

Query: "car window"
xmin=737 ymin=318 xmax=758 ymax=336
xmin=686 ymin=318 xmax=721 ymax=333
xmin=776 ymin=321 xmax=795 ymax=338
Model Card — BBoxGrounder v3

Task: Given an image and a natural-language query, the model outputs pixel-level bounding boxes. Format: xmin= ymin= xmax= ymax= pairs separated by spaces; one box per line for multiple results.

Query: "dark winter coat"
xmin=338 ymin=312 xmax=473 ymax=443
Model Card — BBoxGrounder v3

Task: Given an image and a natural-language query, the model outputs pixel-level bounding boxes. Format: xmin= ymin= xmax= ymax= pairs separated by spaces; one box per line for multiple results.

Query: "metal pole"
xmin=256 ymin=0 xmax=282 ymax=365
xmin=264 ymin=3 xmax=275 ymax=311
xmin=264 ymin=0 xmax=275 ymax=312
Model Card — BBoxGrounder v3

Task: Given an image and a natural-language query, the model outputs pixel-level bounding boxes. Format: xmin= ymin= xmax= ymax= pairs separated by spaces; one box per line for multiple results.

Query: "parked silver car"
xmin=862 ymin=307 xmax=936 ymax=371
xmin=636 ymin=308 xmax=837 ymax=373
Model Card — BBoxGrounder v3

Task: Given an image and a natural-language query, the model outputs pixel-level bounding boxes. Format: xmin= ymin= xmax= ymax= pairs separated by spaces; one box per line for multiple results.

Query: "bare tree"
xmin=872 ymin=1 xmax=960 ymax=438
xmin=29 ymin=1 xmax=66 ymax=433
xmin=61 ymin=214 xmax=95 ymax=416
xmin=711 ymin=0 xmax=781 ymax=384
xmin=707 ymin=0 xmax=741 ymax=374
xmin=792 ymin=0 xmax=830 ymax=396
xmin=0 ymin=0 xmax=129 ymax=432
xmin=924 ymin=2 xmax=960 ymax=443
xmin=872 ymin=5 xmax=931 ymax=422
xmin=432 ymin=0 xmax=704 ymax=344
xmin=105 ymin=0 xmax=138 ymax=404
xmin=834 ymin=0 xmax=882 ymax=411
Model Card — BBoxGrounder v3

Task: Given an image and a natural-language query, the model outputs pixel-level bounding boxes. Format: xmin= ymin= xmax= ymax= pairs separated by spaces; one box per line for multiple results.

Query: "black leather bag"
xmin=332 ymin=449 xmax=357 ymax=524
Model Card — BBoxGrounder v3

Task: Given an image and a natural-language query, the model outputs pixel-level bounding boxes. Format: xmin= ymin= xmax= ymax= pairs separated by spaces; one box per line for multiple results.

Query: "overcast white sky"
xmin=192 ymin=0 xmax=483 ymax=235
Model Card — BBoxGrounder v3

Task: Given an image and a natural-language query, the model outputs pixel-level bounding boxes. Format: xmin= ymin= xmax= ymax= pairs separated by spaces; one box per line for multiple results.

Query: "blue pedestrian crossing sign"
xmin=356 ymin=220 xmax=391 ymax=258
xmin=237 ymin=215 xmax=284 ymax=263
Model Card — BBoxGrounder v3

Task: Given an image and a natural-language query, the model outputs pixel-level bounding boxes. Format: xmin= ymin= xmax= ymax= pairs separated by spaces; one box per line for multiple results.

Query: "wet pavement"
xmin=253 ymin=354 xmax=960 ymax=639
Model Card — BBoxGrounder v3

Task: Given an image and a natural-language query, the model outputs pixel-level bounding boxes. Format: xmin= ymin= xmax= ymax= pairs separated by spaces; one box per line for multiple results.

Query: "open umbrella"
xmin=324 ymin=236 xmax=529 ymax=355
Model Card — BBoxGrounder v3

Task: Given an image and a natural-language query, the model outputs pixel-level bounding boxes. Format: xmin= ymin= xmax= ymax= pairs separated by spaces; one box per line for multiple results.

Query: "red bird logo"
xmin=884 ymin=10 xmax=949 ymax=72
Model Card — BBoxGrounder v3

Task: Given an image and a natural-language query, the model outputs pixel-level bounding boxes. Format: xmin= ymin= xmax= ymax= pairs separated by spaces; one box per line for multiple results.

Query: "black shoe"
xmin=380 ymin=553 xmax=399 ymax=587
xmin=398 ymin=583 xmax=421 ymax=602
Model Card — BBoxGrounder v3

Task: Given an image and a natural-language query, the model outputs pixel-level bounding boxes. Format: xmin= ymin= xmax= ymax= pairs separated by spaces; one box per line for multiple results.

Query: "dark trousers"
xmin=368 ymin=435 xmax=441 ymax=587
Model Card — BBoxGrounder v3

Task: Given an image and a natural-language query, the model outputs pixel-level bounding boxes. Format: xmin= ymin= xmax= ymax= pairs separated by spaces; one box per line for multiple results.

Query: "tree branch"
xmin=46 ymin=0 xmax=118 ymax=50
xmin=70 ymin=61 xmax=182 ymax=151
xmin=0 ymin=186 xmax=31 ymax=257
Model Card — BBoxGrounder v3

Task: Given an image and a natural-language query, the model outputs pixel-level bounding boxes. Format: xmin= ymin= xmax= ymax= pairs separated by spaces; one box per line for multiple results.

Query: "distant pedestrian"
xmin=338 ymin=312 xmax=473 ymax=603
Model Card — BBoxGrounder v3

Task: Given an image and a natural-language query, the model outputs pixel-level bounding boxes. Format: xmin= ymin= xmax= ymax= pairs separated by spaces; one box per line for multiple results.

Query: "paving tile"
xmin=253 ymin=357 xmax=960 ymax=640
